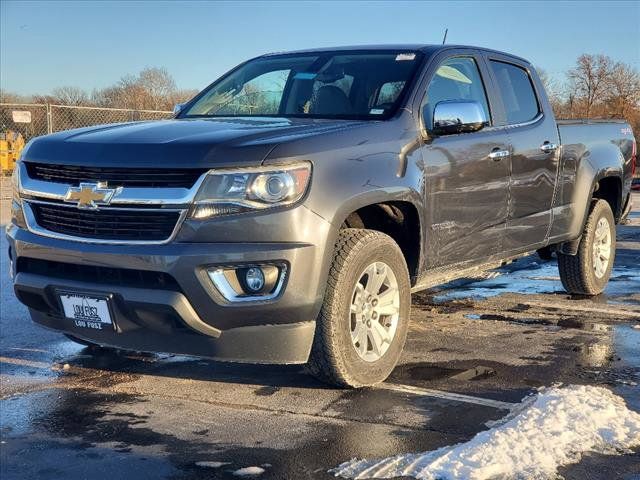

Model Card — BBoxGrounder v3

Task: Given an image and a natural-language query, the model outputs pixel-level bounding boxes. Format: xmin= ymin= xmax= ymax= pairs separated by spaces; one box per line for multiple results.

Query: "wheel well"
xmin=341 ymin=202 xmax=421 ymax=283
xmin=593 ymin=176 xmax=621 ymax=221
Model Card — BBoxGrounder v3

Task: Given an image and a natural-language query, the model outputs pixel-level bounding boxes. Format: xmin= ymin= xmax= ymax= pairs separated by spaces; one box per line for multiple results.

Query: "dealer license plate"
xmin=60 ymin=293 xmax=113 ymax=329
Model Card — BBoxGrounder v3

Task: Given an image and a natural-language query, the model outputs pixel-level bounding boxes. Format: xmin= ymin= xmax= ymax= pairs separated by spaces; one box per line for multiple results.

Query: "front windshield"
xmin=182 ymin=50 xmax=423 ymax=120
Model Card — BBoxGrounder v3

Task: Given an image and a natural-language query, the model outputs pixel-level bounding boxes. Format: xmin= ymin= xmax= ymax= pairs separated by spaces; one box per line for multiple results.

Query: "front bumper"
xmin=7 ymin=207 xmax=335 ymax=363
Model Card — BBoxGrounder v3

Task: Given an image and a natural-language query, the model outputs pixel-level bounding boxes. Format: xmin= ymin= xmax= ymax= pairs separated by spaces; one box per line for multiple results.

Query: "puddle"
xmin=430 ymin=261 xmax=562 ymax=302
xmin=614 ymin=324 xmax=640 ymax=367
xmin=463 ymin=312 xmax=553 ymax=326
xmin=613 ymin=324 xmax=640 ymax=412
xmin=450 ymin=366 xmax=496 ymax=381
xmin=577 ymin=340 xmax=614 ymax=368
xmin=394 ymin=364 xmax=464 ymax=381
xmin=572 ymin=321 xmax=640 ymax=410
xmin=430 ymin=260 xmax=639 ymax=304
xmin=572 ymin=323 xmax=636 ymax=369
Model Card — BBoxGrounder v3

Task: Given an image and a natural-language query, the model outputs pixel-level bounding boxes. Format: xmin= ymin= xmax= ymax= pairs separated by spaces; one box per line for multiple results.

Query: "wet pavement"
xmin=1 ymin=194 xmax=639 ymax=480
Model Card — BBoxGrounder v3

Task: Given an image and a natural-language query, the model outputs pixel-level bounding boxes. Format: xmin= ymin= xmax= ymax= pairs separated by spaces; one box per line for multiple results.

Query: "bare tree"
xmin=536 ymin=67 xmax=563 ymax=116
xmin=0 ymin=90 xmax=31 ymax=103
xmin=115 ymin=74 xmax=149 ymax=110
xmin=51 ymin=86 xmax=89 ymax=106
xmin=138 ymin=67 xmax=177 ymax=110
xmin=167 ymin=89 xmax=199 ymax=107
xmin=31 ymin=94 xmax=58 ymax=104
xmin=567 ymin=54 xmax=613 ymax=118
xmin=605 ymin=61 xmax=640 ymax=117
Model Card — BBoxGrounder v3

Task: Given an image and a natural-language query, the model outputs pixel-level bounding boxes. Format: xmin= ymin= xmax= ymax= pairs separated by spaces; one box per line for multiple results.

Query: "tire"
xmin=536 ymin=246 xmax=554 ymax=261
xmin=307 ymin=229 xmax=411 ymax=387
xmin=558 ymin=199 xmax=616 ymax=296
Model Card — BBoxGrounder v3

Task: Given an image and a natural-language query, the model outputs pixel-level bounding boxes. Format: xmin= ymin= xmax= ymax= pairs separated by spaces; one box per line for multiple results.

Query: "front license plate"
xmin=60 ymin=293 xmax=113 ymax=330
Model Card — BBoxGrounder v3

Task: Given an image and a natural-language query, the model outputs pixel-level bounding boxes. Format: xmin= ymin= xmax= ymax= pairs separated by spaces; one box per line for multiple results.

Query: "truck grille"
xmin=17 ymin=258 xmax=182 ymax=291
xmin=30 ymin=203 xmax=181 ymax=241
xmin=25 ymin=163 xmax=206 ymax=188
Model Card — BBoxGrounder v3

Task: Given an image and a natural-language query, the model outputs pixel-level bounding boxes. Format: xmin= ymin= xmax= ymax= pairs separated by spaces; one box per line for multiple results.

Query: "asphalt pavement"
xmin=1 ymin=194 xmax=639 ymax=480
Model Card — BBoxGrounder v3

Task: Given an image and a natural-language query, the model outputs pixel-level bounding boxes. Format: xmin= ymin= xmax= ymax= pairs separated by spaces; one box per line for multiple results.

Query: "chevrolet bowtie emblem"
xmin=64 ymin=182 xmax=121 ymax=209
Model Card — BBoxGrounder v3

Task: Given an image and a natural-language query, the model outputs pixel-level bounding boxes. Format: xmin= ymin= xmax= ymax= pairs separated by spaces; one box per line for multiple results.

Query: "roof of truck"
xmin=263 ymin=44 xmax=531 ymax=65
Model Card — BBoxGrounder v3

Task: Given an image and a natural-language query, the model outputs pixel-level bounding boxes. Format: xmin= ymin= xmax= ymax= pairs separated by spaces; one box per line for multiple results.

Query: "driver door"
xmin=419 ymin=54 xmax=511 ymax=268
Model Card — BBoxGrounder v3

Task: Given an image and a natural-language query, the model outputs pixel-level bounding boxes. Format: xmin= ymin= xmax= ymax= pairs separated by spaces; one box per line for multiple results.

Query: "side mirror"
xmin=173 ymin=103 xmax=186 ymax=115
xmin=429 ymin=100 xmax=488 ymax=136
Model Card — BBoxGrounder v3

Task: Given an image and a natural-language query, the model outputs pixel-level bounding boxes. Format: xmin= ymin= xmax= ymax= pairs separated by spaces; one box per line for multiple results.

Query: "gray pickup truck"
xmin=8 ymin=45 xmax=636 ymax=387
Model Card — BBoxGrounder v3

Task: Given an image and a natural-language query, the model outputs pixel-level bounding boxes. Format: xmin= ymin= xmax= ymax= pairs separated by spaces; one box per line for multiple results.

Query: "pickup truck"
xmin=8 ymin=45 xmax=636 ymax=387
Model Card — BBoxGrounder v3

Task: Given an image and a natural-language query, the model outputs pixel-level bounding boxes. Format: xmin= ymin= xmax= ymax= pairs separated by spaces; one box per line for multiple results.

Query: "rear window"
xmin=489 ymin=61 xmax=540 ymax=125
xmin=376 ymin=81 xmax=405 ymax=106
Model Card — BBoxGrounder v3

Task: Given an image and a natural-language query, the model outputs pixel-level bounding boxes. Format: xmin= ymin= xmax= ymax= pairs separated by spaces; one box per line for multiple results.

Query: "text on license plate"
xmin=60 ymin=294 xmax=112 ymax=329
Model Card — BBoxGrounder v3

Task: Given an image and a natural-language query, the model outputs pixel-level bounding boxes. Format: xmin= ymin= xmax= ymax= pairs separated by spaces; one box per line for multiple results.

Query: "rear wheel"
xmin=307 ymin=229 xmax=410 ymax=387
xmin=558 ymin=199 xmax=616 ymax=295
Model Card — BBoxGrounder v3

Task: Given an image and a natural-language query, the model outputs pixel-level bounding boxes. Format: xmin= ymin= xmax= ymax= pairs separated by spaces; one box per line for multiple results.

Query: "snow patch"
xmin=233 ymin=466 xmax=266 ymax=476
xmin=331 ymin=385 xmax=640 ymax=480
xmin=196 ymin=461 xmax=231 ymax=468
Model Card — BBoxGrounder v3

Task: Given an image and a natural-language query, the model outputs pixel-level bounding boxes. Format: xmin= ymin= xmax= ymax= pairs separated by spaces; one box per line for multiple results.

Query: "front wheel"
xmin=307 ymin=229 xmax=411 ymax=388
xmin=558 ymin=199 xmax=616 ymax=295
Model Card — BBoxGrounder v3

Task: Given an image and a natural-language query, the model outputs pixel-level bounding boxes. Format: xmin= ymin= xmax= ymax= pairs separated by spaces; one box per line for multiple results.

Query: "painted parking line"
xmin=0 ymin=356 xmax=51 ymax=369
xmin=379 ymin=382 xmax=516 ymax=410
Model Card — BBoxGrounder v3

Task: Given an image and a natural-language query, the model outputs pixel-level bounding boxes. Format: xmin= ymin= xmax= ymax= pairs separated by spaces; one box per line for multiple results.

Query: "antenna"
xmin=442 ymin=28 xmax=448 ymax=45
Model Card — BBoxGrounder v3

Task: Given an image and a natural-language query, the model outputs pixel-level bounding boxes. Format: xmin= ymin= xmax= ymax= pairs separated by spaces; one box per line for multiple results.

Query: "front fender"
xmin=264 ymin=117 xmax=426 ymax=229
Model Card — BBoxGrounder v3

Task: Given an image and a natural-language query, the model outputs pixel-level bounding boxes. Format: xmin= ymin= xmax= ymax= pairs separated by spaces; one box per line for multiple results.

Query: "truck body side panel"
xmin=550 ymin=121 xmax=634 ymax=242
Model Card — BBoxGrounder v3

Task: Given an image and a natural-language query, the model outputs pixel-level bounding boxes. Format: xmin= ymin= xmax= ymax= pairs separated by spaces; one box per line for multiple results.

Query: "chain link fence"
xmin=0 ymin=103 xmax=173 ymax=142
xmin=49 ymin=105 xmax=172 ymax=134
xmin=0 ymin=103 xmax=50 ymax=140
xmin=0 ymin=103 xmax=173 ymax=174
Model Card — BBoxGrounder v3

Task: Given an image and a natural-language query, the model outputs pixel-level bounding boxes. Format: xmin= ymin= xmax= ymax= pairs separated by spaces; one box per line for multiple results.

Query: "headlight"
xmin=10 ymin=163 xmax=26 ymax=228
xmin=11 ymin=162 xmax=21 ymax=204
xmin=191 ymin=162 xmax=312 ymax=219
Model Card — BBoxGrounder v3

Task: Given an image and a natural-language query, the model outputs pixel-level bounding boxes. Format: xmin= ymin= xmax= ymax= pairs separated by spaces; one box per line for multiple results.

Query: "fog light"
xmin=207 ymin=264 xmax=285 ymax=302
xmin=245 ymin=267 xmax=265 ymax=292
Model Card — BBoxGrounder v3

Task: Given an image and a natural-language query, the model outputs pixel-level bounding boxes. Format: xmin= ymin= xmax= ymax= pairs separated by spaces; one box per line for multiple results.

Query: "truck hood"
xmin=24 ymin=117 xmax=367 ymax=168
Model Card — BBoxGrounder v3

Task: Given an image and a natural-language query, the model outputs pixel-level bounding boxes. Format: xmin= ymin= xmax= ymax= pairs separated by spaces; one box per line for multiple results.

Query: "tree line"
xmin=538 ymin=54 xmax=640 ymax=135
xmin=1 ymin=55 xmax=639 ymax=137
xmin=0 ymin=67 xmax=198 ymax=112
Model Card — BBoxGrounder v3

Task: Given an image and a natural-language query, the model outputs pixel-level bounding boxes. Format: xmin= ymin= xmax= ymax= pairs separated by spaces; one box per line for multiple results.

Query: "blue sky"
xmin=1 ymin=0 xmax=639 ymax=96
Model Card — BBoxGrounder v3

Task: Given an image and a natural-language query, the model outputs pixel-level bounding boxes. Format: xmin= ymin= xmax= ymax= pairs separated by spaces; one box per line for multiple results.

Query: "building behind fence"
xmin=0 ymin=103 xmax=173 ymax=141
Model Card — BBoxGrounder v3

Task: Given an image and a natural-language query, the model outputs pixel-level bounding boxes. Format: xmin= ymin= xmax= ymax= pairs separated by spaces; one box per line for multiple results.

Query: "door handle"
xmin=540 ymin=142 xmax=558 ymax=153
xmin=488 ymin=148 xmax=510 ymax=161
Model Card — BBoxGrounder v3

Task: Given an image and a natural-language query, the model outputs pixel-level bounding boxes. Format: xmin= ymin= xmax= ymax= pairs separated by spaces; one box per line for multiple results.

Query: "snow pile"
xmin=233 ymin=466 xmax=266 ymax=476
xmin=331 ymin=385 xmax=640 ymax=479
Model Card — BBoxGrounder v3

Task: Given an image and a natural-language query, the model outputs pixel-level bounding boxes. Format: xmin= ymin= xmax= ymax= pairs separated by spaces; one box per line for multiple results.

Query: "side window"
xmin=489 ymin=61 xmax=540 ymax=125
xmin=423 ymin=57 xmax=490 ymax=130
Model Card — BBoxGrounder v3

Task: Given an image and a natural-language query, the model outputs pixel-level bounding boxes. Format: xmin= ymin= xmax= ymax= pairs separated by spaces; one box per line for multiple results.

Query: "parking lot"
xmin=1 ymin=194 xmax=639 ymax=480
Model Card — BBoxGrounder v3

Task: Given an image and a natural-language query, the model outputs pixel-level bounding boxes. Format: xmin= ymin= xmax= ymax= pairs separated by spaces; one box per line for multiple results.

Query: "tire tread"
xmin=307 ymin=228 xmax=407 ymax=387
xmin=558 ymin=199 xmax=615 ymax=296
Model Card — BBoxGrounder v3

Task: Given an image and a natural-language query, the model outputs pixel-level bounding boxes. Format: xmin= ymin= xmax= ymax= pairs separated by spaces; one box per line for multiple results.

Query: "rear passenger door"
xmin=485 ymin=56 xmax=561 ymax=252
xmin=418 ymin=52 xmax=511 ymax=268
